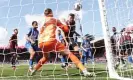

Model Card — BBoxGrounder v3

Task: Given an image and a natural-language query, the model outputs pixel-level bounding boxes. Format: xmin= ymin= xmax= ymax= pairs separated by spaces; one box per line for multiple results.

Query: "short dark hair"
xmin=14 ymin=28 xmax=18 ymax=32
xmin=58 ymin=30 xmax=61 ymax=32
xmin=69 ymin=13 xmax=75 ymax=18
xmin=32 ymin=21 xmax=38 ymax=26
xmin=112 ymin=27 xmax=116 ymax=29
xmin=121 ymin=28 xmax=125 ymax=32
xmin=44 ymin=8 xmax=52 ymax=16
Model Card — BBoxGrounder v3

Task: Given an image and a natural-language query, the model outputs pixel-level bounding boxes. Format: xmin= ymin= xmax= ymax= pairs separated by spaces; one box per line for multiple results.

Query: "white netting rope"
xmin=0 ymin=0 xmax=127 ymax=80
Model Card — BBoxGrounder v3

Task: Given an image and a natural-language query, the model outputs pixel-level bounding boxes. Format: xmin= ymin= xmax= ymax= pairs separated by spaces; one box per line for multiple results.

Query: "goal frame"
xmin=98 ymin=0 xmax=133 ymax=80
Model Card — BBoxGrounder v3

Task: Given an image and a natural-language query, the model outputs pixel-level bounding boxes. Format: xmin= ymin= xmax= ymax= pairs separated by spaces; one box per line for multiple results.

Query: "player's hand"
xmin=31 ymin=40 xmax=36 ymax=46
xmin=30 ymin=40 xmax=35 ymax=44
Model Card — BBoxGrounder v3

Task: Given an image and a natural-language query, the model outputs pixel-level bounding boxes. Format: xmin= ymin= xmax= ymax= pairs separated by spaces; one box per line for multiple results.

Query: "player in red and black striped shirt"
xmin=9 ymin=28 xmax=18 ymax=70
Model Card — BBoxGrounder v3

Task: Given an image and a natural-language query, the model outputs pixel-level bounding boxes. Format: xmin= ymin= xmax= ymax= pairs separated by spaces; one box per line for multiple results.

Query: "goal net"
xmin=0 ymin=0 xmax=133 ymax=80
xmin=99 ymin=0 xmax=133 ymax=80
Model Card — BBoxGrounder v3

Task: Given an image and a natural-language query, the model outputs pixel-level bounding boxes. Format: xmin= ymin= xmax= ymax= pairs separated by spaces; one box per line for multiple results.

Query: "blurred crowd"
xmin=110 ymin=26 xmax=133 ymax=68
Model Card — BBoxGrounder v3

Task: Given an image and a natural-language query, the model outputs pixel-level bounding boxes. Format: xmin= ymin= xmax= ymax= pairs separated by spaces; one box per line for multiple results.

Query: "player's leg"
xmin=28 ymin=48 xmax=36 ymax=71
xmin=81 ymin=56 xmax=85 ymax=65
xmin=88 ymin=49 xmax=94 ymax=64
xmin=128 ymin=55 xmax=133 ymax=63
xmin=32 ymin=41 xmax=93 ymax=76
xmin=33 ymin=46 xmax=43 ymax=71
xmin=11 ymin=54 xmax=16 ymax=70
xmin=31 ymin=41 xmax=54 ymax=75
xmin=115 ymin=46 xmax=127 ymax=69
xmin=25 ymin=43 xmax=36 ymax=71
xmin=81 ymin=50 xmax=85 ymax=65
xmin=120 ymin=45 xmax=127 ymax=65
xmin=84 ymin=54 xmax=87 ymax=65
xmin=121 ymin=44 xmax=131 ymax=67
xmin=35 ymin=53 xmax=41 ymax=64
xmin=59 ymin=42 xmax=72 ymax=69
xmin=56 ymin=42 xmax=94 ymax=77
xmin=69 ymin=38 xmax=79 ymax=52
xmin=31 ymin=52 xmax=48 ymax=75
xmin=62 ymin=49 xmax=93 ymax=76
xmin=10 ymin=48 xmax=17 ymax=70
xmin=60 ymin=55 xmax=68 ymax=68
xmin=73 ymin=43 xmax=83 ymax=61
xmin=128 ymin=55 xmax=133 ymax=68
xmin=115 ymin=44 xmax=124 ymax=69
xmin=33 ymin=46 xmax=42 ymax=64
xmin=34 ymin=53 xmax=48 ymax=70
xmin=60 ymin=55 xmax=66 ymax=64
xmin=128 ymin=43 xmax=133 ymax=67
xmin=85 ymin=50 xmax=90 ymax=65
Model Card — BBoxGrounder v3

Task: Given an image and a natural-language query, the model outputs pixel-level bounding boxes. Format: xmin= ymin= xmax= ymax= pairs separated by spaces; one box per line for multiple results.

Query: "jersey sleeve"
xmin=27 ymin=28 xmax=32 ymax=37
xmin=9 ymin=34 xmax=14 ymax=41
xmin=40 ymin=26 xmax=44 ymax=34
xmin=57 ymin=20 xmax=69 ymax=33
xmin=82 ymin=40 xmax=85 ymax=46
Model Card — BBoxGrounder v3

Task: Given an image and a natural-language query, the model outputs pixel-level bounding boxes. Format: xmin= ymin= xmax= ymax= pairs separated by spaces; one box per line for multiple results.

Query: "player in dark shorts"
xmin=57 ymin=30 xmax=69 ymax=69
xmin=65 ymin=13 xmax=80 ymax=51
xmin=115 ymin=28 xmax=132 ymax=69
xmin=119 ymin=29 xmax=132 ymax=57
xmin=110 ymin=27 xmax=119 ymax=56
xmin=64 ymin=13 xmax=81 ymax=67
xmin=9 ymin=28 xmax=18 ymax=70
xmin=25 ymin=21 xmax=40 ymax=71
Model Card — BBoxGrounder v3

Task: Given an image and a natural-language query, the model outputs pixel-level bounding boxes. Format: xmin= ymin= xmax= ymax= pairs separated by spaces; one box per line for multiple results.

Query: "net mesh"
xmin=0 ymin=0 xmax=132 ymax=80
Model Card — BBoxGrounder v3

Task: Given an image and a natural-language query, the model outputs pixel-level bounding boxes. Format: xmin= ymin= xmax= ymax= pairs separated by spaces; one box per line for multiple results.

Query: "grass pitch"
xmin=0 ymin=63 xmax=132 ymax=80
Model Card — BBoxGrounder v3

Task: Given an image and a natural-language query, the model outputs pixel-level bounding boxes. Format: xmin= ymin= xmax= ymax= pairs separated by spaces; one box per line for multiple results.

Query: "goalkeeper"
xmin=25 ymin=21 xmax=40 ymax=71
xmin=31 ymin=8 xmax=93 ymax=77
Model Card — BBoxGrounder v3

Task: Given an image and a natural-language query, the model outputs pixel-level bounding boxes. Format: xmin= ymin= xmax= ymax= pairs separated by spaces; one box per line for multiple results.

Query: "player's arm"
xmin=26 ymin=34 xmax=32 ymax=42
xmin=9 ymin=35 xmax=14 ymax=42
xmin=25 ymin=28 xmax=35 ymax=44
xmin=57 ymin=19 xmax=69 ymax=33
xmin=81 ymin=46 xmax=87 ymax=52
xmin=26 ymin=35 xmax=35 ymax=44
xmin=74 ymin=31 xmax=80 ymax=36
xmin=81 ymin=41 xmax=87 ymax=52
xmin=40 ymin=25 xmax=45 ymax=34
xmin=81 ymin=45 xmax=85 ymax=50
xmin=60 ymin=29 xmax=68 ymax=46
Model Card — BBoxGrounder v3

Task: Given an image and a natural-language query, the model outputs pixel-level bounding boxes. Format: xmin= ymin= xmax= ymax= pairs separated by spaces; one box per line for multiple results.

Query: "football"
xmin=74 ymin=2 xmax=82 ymax=11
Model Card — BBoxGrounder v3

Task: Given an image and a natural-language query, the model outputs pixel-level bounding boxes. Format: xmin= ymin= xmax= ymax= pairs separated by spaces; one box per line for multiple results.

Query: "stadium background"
xmin=0 ymin=38 xmax=105 ymax=62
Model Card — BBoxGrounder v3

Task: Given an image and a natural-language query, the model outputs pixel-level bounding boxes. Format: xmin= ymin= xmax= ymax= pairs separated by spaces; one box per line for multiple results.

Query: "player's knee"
xmin=63 ymin=49 xmax=70 ymax=54
xmin=30 ymin=51 xmax=35 ymax=59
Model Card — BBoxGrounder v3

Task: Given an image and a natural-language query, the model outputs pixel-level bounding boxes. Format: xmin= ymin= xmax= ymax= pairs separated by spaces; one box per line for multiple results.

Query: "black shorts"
xmin=67 ymin=38 xmax=77 ymax=51
xmin=69 ymin=43 xmax=77 ymax=50
xmin=119 ymin=43 xmax=133 ymax=54
xmin=111 ymin=44 xmax=118 ymax=55
xmin=10 ymin=48 xmax=17 ymax=53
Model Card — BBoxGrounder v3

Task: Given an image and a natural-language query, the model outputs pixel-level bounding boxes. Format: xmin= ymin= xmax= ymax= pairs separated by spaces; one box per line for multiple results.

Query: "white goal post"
xmin=98 ymin=0 xmax=133 ymax=80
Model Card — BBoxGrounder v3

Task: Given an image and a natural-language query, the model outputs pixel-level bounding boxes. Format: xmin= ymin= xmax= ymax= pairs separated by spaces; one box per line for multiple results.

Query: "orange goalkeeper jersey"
xmin=39 ymin=17 xmax=69 ymax=43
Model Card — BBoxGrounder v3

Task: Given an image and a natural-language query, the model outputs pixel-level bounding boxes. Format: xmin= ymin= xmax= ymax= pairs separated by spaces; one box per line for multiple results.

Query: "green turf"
xmin=0 ymin=63 xmax=132 ymax=80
